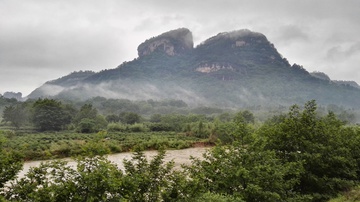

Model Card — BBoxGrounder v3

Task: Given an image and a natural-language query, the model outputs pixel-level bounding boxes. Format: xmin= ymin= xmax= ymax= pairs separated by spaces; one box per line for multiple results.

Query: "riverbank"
xmin=17 ymin=147 xmax=210 ymax=179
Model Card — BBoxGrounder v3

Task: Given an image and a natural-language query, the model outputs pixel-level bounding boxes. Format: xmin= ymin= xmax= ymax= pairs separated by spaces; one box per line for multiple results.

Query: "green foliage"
xmin=31 ymin=99 xmax=72 ymax=131
xmin=119 ymin=112 xmax=141 ymax=124
xmin=80 ymin=131 xmax=111 ymax=157
xmin=76 ymin=115 xmax=107 ymax=133
xmin=76 ymin=118 xmax=97 ymax=133
xmin=0 ymin=132 xmax=23 ymax=189
xmin=1 ymin=100 xmax=360 ymax=201
xmin=0 ymin=130 xmax=203 ymax=161
xmin=194 ymin=192 xmax=242 ymax=202
xmin=186 ymin=142 xmax=305 ymax=202
xmin=122 ymin=149 xmax=187 ymax=201
xmin=2 ymin=104 xmax=28 ymax=129
xmin=147 ymin=122 xmax=172 ymax=132
xmin=5 ymin=149 xmax=197 ymax=201
xmin=105 ymin=114 xmax=120 ymax=123
xmin=74 ymin=104 xmax=107 ymax=133
xmin=261 ymin=100 xmax=359 ymax=201
xmin=74 ymin=104 xmax=98 ymax=124
xmin=5 ymin=157 xmax=123 ymax=201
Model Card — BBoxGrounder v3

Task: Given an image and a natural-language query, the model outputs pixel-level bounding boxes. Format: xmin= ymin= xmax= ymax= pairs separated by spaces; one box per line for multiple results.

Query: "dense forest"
xmin=1 ymin=96 xmax=360 ymax=201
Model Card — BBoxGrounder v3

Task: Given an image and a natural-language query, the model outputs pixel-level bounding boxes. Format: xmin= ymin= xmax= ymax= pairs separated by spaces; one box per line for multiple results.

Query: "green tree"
xmin=186 ymin=142 xmax=305 ymax=202
xmin=74 ymin=104 xmax=107 ymax=133
xmin=149 ymin=113 xmax=162 ymax=123
xmin=240 ymin=110 xmax=255 ymax=124
xmin=119 ymin=112 xmax=141 ymax=124
xmin=31 ymin=99 xmax=71 ymax=131
xmin=262 ymin=100 xmax=358 ymax=201
xmin=122 ymin=149 xmax=196 ymax=201
xmin=5 ymin=157 xmax=123 ymax=201
xmin=76 ymin=118 xmax=97 ymax=133
xmin=233 ymin=111 xmax=253 ymax=146
xmin=2 ymin=104 xmax=28 ymax=129
xmin=105 ymin=114 xmax=120 ymax=123
xmin=5 ymin=149 xmax=196 ymax=201
xmin=74 ymin=104 xmax=98 ymax=124
xmin=0 ymin=132 xmax=23 ymax=189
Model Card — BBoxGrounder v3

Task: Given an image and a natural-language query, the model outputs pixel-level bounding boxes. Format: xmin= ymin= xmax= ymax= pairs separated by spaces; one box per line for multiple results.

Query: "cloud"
xmin=1 ymin=0 xmax=360 ymax=95
xmin=326 ymin=42 xmax=360 ymax=61
xmin=277 ymin=25 xmax=309 ymax=43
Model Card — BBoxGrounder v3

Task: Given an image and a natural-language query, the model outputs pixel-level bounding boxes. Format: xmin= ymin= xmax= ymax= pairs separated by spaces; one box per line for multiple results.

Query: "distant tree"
xmin=105 ymin=114 xmax=120 ymax=123
xmin=217 ymin=112 xmax=233 ymax=122
xmin=74 ymin=104 xmax=98 ymax=124
xmin=2 ymin=104 xmax=28 ymax=129
xmin=31 ymin=99 xmax=71 ymax=131
xmin=149 ymin=114 xmax=162 ymax=123
xmin=233 ymin=111 xmax=253 ymax=146
xmin=119 ymin=112 xmax=141 ymax=124
xmin=240 ymin=110 xmax=255 ymax=124
xmin=77 ymin=118 xmax=97 ymax=133
xmin=74 ymin=104 xmax=107 ymax=133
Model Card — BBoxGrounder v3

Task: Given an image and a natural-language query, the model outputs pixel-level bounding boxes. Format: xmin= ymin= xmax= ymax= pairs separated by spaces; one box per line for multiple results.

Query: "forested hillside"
xmin=27 ymin=28 xmax=360 ymax=108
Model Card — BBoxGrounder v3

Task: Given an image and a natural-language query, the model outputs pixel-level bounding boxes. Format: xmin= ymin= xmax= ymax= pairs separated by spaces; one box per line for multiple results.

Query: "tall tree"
xmin=2 ymin=104 xmax=27 ymax=129
xmin=31 ymin=99 xmax=71 ymax=131
xmin=262 ymin=100 xmax=358 ymax=201
xmin=74 ymin=104 xmax=107 ymax=133
xmin=74 ymin=104 xmax=98 ymax=124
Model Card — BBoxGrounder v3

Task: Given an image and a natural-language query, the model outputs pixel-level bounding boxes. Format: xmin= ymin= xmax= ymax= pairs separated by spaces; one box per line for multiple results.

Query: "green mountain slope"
xmin=28 ymin=28 xmax=360 ymax=108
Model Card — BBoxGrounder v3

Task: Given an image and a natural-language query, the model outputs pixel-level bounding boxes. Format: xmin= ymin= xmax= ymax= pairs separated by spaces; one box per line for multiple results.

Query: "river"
xmin=18 ymin=147 xmax=210 ymax=179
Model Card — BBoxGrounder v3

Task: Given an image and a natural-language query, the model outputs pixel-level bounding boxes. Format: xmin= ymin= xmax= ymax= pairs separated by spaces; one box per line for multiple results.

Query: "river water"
xmin=18 ymin=147 xmax=210 ymax=179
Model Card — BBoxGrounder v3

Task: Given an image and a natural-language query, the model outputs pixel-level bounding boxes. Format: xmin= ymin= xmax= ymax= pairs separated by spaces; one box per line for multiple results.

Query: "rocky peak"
xmin=3 ymin=91 xmax=23 ymax=100
xmin=195 ymin=29 xmax=287 ymax=68
xmin=137 ymin=28 xmax=193 ymax=57
xmin=199 ymin=29 xmax=269 ymax=49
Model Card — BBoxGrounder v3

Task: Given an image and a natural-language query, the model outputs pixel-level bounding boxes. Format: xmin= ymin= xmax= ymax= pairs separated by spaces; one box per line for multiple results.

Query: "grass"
xmin=1 ymin=130 xmax=209 ymax=161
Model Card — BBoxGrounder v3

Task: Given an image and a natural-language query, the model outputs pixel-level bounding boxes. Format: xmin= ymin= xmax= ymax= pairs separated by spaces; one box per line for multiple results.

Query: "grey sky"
xmin=1 ymin=0 xmax=359 ymax=96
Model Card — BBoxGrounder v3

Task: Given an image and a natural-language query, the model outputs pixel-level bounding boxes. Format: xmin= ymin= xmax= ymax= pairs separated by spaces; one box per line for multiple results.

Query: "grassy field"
xmin=1 ymin=129 xmax=210 ymax=161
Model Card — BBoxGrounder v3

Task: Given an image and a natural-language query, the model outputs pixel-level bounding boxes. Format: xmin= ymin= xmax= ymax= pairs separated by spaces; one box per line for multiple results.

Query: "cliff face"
xmin=137 ymin=28 xmax=193 ymax=57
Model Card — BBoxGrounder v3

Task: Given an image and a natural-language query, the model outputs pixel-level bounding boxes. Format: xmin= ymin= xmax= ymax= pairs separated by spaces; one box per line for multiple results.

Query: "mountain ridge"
xmin=28 ymin=28 xmax=360 ymax=108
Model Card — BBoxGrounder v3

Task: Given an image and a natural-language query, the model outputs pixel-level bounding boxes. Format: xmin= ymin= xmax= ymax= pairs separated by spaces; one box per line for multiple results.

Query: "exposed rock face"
xmin=137 ymin=28 xmax=193 ymax=57
xmin=195 ymin=64 xmax=235 ymax=73
xmin=200 ymin=29 xmax=267 ymax=47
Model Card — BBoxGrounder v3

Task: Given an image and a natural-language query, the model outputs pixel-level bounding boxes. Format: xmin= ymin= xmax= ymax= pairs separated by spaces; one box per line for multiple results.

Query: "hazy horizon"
xmin=1 ymin=0 xmax=360 ymax=96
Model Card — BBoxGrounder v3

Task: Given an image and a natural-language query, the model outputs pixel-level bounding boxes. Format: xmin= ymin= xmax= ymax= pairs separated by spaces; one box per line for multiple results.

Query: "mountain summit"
xmin=137 ymin=28 xmax=193 ymax=57
xmin=28 ymin=28 xmax=360 ymax=108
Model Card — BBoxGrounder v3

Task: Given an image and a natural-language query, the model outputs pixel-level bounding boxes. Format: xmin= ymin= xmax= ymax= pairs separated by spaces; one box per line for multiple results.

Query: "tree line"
xmin=1 ymin=100 xmax=360 ymax=201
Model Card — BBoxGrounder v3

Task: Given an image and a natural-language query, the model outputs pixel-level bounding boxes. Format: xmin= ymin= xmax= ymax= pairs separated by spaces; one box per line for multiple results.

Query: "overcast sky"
xmin=1 ymin=0 xmax=360 ymax=96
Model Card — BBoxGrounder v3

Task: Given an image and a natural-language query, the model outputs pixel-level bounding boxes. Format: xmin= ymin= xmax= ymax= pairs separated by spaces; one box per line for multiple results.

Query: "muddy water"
xmin=18 ymin=147 xmax=210 ymax=179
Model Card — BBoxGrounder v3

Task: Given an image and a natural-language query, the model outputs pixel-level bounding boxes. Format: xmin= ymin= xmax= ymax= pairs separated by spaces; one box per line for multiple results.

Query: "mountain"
xmin=3 ymin=92 xmax=23 ymax=101
xmin=28 ymin=28 xmax=360 ymax=108
xmin=310 ymin=71 xmax=360 ymax=89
